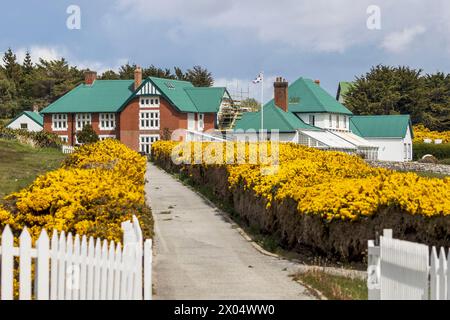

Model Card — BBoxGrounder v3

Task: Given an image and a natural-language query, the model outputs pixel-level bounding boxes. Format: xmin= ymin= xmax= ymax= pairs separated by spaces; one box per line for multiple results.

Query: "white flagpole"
xmin=260 ymin=72 xmax=264 ymax=141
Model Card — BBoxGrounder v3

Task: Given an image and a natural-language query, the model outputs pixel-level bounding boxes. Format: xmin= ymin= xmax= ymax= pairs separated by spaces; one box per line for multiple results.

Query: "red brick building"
xmin=41 ymin=68 xmax=232 ymax=153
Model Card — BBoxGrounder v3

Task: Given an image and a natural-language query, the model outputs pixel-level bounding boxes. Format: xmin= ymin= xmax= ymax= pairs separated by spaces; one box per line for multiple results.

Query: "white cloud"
xmin=381 ymin=25 xmax=426 ymax=53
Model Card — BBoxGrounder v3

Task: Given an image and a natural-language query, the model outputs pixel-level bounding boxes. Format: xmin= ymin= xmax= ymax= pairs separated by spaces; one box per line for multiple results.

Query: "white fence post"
xmin=144 ymin=239 xmax=153 ymax=300
xmin=430 ymin=246 xmax=438 ymax=300
xmin=35 ymin=229 xmax=50 ymax=300
xmin=367 ymin=239 xmax=380 ymax=300
xmin=19 ymin=228 xmax=32 ymax=300
xmin=1 ymin=226 xmax=14 ymax=300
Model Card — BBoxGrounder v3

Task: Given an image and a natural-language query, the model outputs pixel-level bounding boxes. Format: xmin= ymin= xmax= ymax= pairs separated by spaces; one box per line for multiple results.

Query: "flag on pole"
xmin=252 ymin=73 xmax=263 ymax=83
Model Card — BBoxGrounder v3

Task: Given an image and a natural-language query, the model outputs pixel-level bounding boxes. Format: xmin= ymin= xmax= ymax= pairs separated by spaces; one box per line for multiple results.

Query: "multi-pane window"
xmin=139 ymin=111 xmax=160 ymax=129
xmin=140 ymin=97 xmax=160 ymax=107
xmin=403 ymin=143 xmax=407 ymax=159
xmin=52 ymin=114 xmax=68 ymax=131
xmin=59 ymin=135 xmax=69 ymax=143
xmin=198 ymin=113 xmax=205 ymax=131
xmin=99 ymin=135 xmax=116 ymax=141
xmin=99 ymin=113 xmax=115 ymax=130
xmin=20 ymin=123 xmax=28 ymax=129
xmin=139 ymin=135 xmax=159 ymax=154
xmin=407 ymin=143 xmax=411 ymax=160
xmin=75 ymin=113 xmax=92 ymax=131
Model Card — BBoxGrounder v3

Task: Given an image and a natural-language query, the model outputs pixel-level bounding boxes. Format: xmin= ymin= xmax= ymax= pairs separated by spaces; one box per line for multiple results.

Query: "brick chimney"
xmin=314 ymin=79 xmax=320 ymax=85
xmin=274 ymin=77 xmax=289 ymax=112
xmin=134 ymin=66 xmax=143 ymax=90
xmin=84 ymin=71 xmax=97 ymax=85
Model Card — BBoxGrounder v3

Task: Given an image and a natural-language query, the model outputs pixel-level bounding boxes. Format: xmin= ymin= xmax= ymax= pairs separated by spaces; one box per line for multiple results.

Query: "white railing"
xmin=0 ymin=215 xmax=152 ymax=300
xmin=185 ymin=130 xmax=227 ymax=142
xmin=62 ymin=145 xmax=75 ymax=154
xmin=368 ymin=229 xmax=449 ymax=300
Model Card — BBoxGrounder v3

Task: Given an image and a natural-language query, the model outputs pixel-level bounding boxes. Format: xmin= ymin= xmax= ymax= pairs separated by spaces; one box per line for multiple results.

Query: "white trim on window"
xmin=52 ymin=114 xmax=68 ymax=131
xmin=140 ymin=96 xmax=160 ymax=108
xmin=75 ymin=113 xmax=92 ymax=131
xmin=139 ymin=134 xmax=159 ymax=154
xmin=99 ymin=135 xmax=116 ymax=141
xmin=99 ymin=113 xmax=116 ymax=130
xmin=59 ymin=135 xmax=69 ymax=144
xmin=139 ymin=110 xmax=160 ymax=130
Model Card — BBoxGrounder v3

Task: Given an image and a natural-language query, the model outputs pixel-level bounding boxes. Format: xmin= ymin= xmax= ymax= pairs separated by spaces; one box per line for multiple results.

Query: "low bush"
xmin=1 ymin=139 xmax=153 ymax=243
xmin=0 ymin=125 xmax=62 ymax=148
xmin=413 ymin=142 xmax=450 ymax=160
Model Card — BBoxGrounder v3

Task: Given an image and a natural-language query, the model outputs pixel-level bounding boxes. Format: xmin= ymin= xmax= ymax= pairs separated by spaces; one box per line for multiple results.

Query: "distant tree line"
xmin=0 ymin=48 xmax=214 ymax=119
xmin=345 ymin=65 xmax=450 ymax=131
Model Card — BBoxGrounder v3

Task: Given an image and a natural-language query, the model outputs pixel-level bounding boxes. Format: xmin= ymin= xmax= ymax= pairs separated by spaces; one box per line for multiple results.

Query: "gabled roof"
xmin=265 ymin=77 xmax=353 ymax=115
xmin=350 ymin=115 xmax=413 ymax=138
xmin=41 ymin=80 xmax=135 ymax=114
xmin=234 ymin=104 xmax=320 ymax=132
xmin=7 ymin=111 xmax=43 ymax=127
xmin=184 ymin=87 xmax=227 ymax=113
xmin=336 ymin=81 xmax=353 ymax=102
xmin=147 ymin=77 xmax=197 ymax=112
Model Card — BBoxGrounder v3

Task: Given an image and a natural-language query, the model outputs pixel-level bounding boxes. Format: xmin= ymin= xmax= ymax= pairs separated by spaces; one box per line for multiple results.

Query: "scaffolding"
xmin=217 ymin=80 xmax=253 ymax=130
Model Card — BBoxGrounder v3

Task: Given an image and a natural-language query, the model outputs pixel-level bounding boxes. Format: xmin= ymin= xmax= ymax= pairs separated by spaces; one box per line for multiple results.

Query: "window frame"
xmin=139 ymin=110 xmax=160 ymax=130
xmin=198 ymin=113 xmax=205 ymax=131
xmin=139 ymin=134 xmax=160 ymax=154
xmin=52 ymin=114 xmax=68 ymax=131
xmin=139 ymin=96 xmax=160 ymax=108
xmin=99 ymin=113 xmax=116 ymax=130
xmin=75 ymin=113 xmax=92 ymax=131
xmin=99 ymin=135 xmax=116 ymax=141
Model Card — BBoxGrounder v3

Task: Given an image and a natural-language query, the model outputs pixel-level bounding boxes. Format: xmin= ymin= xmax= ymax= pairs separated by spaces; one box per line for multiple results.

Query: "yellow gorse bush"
xmin=3 ymin=139 xmax=150 ymax=243
xmin=152 ymin=141 xmax=450 ymax=221
xmin=413 ymin=124 xmax=450 ymax=143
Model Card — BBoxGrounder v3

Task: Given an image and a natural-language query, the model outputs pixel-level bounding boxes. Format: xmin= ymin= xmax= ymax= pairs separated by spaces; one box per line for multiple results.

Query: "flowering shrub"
xmin=152 ymin=141 xmax=450 ymax=221
xmin=2 ymin=139 xmax=152 ymax=243
xmin=413 ymin=124 xmax=450 ymax=143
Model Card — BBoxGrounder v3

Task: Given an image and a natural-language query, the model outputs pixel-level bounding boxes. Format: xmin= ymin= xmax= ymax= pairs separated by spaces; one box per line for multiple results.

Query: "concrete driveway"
xmin=145 ymin=163 xmax=313 ymax=300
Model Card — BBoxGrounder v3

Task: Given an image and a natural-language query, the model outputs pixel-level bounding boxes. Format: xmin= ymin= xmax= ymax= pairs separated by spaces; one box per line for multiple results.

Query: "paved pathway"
xmin=145 ymin=163 xmax=313 ymax=300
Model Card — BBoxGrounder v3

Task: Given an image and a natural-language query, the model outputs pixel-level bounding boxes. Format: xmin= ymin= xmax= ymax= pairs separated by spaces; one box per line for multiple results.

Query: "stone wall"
xmin=367 ymin=161 xmax=450 ymax=175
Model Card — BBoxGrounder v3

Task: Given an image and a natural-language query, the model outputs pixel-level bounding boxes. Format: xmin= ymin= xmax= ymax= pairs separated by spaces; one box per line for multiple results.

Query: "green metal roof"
xmin=350 ymin=115 xmax=413 ymax=138
xmin=7 ymin=111 xmax=43 ymax=127
xmin=234 ymin=104 xmax=320 ymax=132
xmin=265 ymin=77 xmax=353 ymax=115
xmin=184 ymin=87 xmax=226 ymax=113
xmin=336 ymin=81 xmax=353 ymax=102
xmin=147 ymin=77 xmax=197 ymax=112
xmin=41 ymin=80 xmax=135 ymax=114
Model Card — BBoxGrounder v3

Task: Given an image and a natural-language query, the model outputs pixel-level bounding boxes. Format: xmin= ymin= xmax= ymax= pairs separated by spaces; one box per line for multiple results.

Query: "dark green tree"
xmin=100 ymin=70 xmax=120 ymax=80
xmin=76 ymin=124 xmax=99 ymax=144
xmin=22 ymin=51 xmax=33 ymax=75
xmin=185 ymin=65 xmax=213 ymax=87
xmin=240 ymin=98 xmax=261 ymax=111
xmin=2 ymin=48 xmax=22 ymax=83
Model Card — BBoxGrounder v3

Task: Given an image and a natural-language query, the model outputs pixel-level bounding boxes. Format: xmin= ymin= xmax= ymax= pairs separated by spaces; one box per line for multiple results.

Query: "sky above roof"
xmin=2 ymin=0 xmax=449 ymax=103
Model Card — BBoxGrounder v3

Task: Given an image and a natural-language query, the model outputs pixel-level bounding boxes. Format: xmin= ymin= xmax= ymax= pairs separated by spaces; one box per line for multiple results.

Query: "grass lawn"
xmin=294 ymin=269 xmax=368 ymax=300
xmin=0 ymin=139 xmax=65 ymax=199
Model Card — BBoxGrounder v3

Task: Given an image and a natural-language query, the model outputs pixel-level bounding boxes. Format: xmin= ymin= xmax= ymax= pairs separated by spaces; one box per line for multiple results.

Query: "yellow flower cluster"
xmin=152 ymin=141 xmax=450 ymax=221
xmin=413 ymin=124 xmax=450 ymax=143
xmin=3 ymin=139 xmax=149 ymax=243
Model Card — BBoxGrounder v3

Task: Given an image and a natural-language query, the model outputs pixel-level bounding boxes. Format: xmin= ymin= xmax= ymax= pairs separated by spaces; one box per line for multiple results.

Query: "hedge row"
xmin=413 ymin=142 xmax=450 ymax=160
xmin=0 ymin=125 xmax=62 ymax=148
xmin=152 ymin=142 xmax=450 ymax=263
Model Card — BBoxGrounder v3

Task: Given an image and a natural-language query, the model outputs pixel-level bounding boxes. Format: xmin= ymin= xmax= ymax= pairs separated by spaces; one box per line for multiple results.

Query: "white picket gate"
xmin=368 ymin=229 xmax=450 ymax=300
xmin=0 ymin=215 xmax=152 ymax=300
xmin=61 ymin=145 xmax=75 ymax=154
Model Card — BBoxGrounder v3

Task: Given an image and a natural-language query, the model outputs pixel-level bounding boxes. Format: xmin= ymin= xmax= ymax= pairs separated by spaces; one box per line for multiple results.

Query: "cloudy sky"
xmin=1 ymin=0 xmax=449 ymax=102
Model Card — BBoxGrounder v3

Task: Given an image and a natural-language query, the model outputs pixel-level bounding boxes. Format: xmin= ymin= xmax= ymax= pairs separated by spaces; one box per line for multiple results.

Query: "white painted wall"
xmin=295 ymin=113 xmax=350 ymax=131
xmin=232 ymin=131 xmax=297 ymax=142
xmin=364 ymin=126 xmax=413 ymax=162
xmin=7 ymin=114 xmax=42 ymax=132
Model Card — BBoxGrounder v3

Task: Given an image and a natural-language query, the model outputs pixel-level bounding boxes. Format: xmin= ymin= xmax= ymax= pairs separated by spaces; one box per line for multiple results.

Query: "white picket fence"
xmin=61 ymin=145 xmax=75 ymax=154
xmin=368 ymin=229 xmax=449 ymax=300
xmin=0 ymin=215 xmax=152 ymax=300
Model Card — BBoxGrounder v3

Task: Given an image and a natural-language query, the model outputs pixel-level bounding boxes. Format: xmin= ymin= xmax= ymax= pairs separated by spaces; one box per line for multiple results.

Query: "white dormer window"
xmin=99 ymin=113 xmax=116 ymax=130
xmin=76 ymin=113 xmax=92 ymax=131
xmin=140 ymin=97 xmax=160 ymax=108
xmin=52 ymin=114 xmax=68 ymax=131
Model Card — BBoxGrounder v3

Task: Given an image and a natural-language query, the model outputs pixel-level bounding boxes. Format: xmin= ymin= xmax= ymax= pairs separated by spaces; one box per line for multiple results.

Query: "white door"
xmin=187 ymin=113 xmax=195 ymax=131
